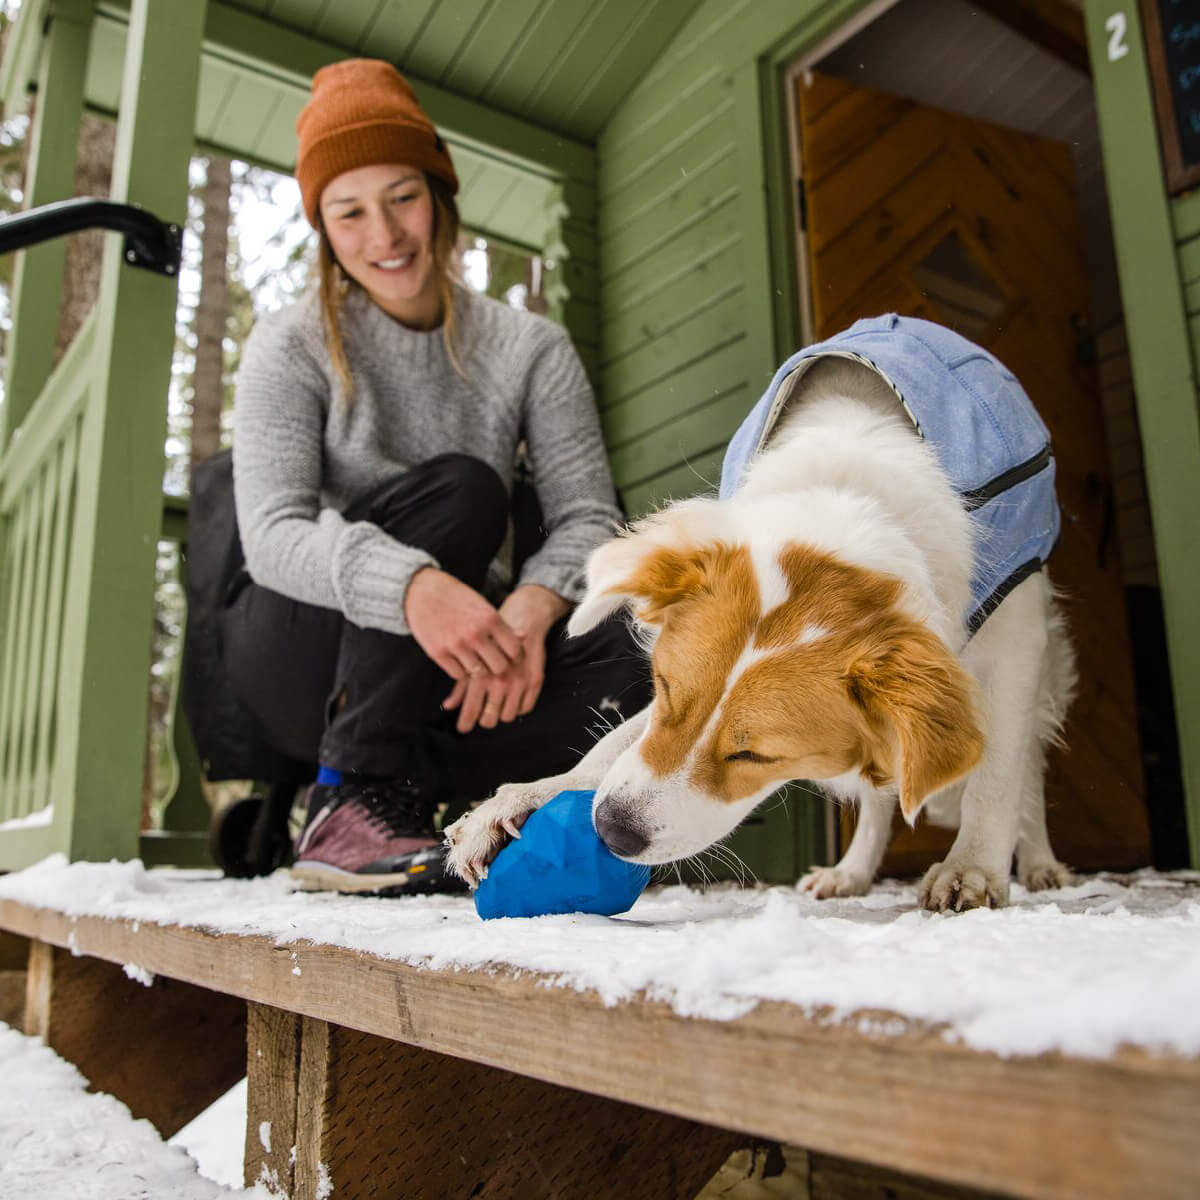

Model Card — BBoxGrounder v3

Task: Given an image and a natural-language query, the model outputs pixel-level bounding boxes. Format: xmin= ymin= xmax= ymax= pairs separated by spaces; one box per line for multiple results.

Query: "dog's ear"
xmin=845 ymin=622 xmax=983 ymax=823
xmin=567 ymin=499 xmax=729 ymax=637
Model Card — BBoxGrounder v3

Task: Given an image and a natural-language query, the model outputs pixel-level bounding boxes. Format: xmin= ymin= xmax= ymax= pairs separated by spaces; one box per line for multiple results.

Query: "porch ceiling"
xmin=220 ymin=0 xmax=704 ymax=144
xmin=2 ymin=0 xmax=705 ymax=250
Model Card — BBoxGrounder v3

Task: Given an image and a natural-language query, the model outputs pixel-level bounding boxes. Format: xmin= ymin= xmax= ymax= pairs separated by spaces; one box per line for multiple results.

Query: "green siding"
xmin=592 ymin=0 xmax=872 ymax=874
xmin=596 ymin=0 xmax=868 ymax=510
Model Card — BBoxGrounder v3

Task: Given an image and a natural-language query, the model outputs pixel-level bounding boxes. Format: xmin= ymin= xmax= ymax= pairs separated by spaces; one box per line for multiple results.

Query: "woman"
xmin=225 ymin=59 xmax=650 ymax=895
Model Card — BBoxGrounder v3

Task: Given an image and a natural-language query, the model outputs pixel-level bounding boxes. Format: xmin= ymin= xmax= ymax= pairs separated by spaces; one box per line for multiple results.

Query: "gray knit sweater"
xmin=232 ymin=284 xmax=621 ymax=636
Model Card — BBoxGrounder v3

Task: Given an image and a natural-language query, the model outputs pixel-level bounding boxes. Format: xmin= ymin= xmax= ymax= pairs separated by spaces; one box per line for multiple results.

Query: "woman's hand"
xmin=442 ymin=584 xmax=569 ymax=733
xmin=403 ymin=567 xmax=524 ymax=684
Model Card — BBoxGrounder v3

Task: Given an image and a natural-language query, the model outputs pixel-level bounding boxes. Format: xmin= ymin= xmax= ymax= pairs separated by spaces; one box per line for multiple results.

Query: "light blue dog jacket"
xmin=719 ymin=314 xmax=1059 ymax=637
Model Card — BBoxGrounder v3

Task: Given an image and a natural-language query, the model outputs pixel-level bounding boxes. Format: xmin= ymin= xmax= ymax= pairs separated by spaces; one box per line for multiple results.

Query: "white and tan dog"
xmin=447 ymin=325 xmax=1075 ymax=912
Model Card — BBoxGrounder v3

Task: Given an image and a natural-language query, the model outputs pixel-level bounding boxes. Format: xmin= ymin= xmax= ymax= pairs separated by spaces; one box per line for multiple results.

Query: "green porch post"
xmin=51 ymin=0 xmax=205 ymax=861
xmin=1083 ymin=1 xmax=1200 ymax=867
xmin=0 ymin=0 xmax=93 ymax=453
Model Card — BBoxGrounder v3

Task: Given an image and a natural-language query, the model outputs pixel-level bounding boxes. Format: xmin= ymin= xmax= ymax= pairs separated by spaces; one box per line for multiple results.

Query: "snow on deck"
xmin=2 ymin=857 xmax=1199 ymax=1061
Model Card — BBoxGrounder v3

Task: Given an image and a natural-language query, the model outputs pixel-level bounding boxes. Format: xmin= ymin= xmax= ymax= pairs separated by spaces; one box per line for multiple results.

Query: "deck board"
xmin=2 ymin=895 xmax=1198 ymax=1199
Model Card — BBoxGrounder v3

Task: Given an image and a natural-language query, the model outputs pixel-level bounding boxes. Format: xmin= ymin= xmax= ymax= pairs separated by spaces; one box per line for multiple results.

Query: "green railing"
xmin=0 ymin=0 xmax=211 ymax=871
xmin=0 ymin=311 xmax=95 ymax=857
xmin=0 ymin=315 xmax=212 ymax=868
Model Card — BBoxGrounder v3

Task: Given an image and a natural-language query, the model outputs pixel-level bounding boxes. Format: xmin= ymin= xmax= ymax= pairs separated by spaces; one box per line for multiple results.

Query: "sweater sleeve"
xmin=231 ymin=309 xmax=437 ymax=635
xmin=514 ymin=322 xmax=623 ymax=601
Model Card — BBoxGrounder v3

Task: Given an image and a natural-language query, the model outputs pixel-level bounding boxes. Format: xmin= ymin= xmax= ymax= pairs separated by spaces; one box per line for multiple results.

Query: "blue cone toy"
xmin=474 ymin=789 xmax=651 ymax=919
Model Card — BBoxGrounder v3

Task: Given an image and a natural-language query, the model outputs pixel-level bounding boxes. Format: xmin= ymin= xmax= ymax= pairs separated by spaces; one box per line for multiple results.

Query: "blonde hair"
xmin=317 ymin=173 xmax=463 ymax=400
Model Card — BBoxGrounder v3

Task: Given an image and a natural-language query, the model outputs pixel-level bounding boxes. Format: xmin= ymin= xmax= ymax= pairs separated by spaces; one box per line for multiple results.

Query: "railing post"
xmin=0 ymin=0 xmax=93 ymax=453
xmin=52 ymin=0 xmax=206 ymax=861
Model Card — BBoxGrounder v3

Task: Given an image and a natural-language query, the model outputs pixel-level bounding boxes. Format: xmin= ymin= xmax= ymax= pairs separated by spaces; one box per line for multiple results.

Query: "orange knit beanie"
xmin=295 ymin=59 xmax=459 ymax=226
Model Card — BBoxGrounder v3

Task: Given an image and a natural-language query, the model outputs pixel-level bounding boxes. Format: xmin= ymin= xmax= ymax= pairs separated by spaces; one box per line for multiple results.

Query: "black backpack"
xmin=180 ymin=449 xmax=303 ymax=782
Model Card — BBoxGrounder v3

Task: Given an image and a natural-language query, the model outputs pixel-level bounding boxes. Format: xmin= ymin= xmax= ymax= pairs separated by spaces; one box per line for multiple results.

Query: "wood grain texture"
xmin=2 ymin=900 xmax=1198 ymax=1200
xmin=0 ymin=969 xmax=25 ymax=1029
xmin=244 ymin=1003 xmax=301 ymax=1193
xmin=291 ymin=1016 xmax=742 ymax=1200
xmin=23 ymin=940 xmax=246 ymax=1137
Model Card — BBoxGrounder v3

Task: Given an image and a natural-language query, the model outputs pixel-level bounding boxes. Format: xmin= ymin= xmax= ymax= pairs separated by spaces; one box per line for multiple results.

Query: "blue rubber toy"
xmin=474 ymin=789 xmax=651 ymax=919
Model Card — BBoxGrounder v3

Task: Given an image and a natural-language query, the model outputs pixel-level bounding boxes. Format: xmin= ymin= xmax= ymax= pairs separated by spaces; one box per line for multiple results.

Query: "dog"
xmin=446 ymin=315 xmax=1076 ymax=912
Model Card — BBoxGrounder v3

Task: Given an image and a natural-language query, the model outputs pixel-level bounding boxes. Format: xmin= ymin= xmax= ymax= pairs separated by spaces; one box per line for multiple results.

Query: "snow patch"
xmin=123 ymin=962 xmax=155 ymax=987
xmin=317 ymin=1161 xmax=333 ymax=1199
xmin=0 ymin=860 xmax=1199 ymax=1060
xmin=0 ymin=803 xmax=53 ymax=832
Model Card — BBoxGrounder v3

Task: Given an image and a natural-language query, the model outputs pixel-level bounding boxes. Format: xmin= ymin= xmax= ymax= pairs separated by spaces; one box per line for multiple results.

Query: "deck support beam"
xmin=244 ymin=1002 xmax=742 ymax=1199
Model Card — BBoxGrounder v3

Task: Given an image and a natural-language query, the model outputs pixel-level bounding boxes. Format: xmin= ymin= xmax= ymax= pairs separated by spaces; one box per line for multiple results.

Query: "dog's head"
xmin=569 ymin=499 xmax=983 ymax=864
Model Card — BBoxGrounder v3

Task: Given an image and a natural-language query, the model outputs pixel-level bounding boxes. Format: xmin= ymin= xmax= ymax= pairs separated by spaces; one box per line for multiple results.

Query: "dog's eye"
xmin=725 ymin=750 xmax=774 ymax=764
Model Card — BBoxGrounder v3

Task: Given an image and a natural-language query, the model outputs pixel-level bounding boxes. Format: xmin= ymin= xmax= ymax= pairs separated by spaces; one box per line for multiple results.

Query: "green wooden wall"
xmin=593 ymin=0 xmax=874 ymax=877
xmin=594 ymin=0 xmax=867 ymax=516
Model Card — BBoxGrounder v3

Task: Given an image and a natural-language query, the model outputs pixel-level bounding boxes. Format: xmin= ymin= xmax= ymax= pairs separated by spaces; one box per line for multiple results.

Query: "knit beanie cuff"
xmin=295 ymin=59 xmax=459 ymax=226
xmin=300 ymin=119 xmax=457 ymax=224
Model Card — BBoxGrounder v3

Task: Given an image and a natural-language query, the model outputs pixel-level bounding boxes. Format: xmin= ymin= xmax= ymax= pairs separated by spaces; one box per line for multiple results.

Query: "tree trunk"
xmin=55 ymin=114 xmax=115 ymax=362
xmin=191 ymin=155 xmax=231 ymax=466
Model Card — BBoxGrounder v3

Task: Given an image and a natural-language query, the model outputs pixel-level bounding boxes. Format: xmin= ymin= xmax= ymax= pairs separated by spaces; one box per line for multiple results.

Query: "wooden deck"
xmin=2 ymin=893 xmax=1198 ymax=1198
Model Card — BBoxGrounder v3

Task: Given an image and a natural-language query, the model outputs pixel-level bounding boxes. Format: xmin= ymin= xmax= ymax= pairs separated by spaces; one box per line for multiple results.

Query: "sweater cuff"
xmin=332 ymin=522 xmax=439 ymax=635
xmin=517 ymin=558 xmax=586 ymax=605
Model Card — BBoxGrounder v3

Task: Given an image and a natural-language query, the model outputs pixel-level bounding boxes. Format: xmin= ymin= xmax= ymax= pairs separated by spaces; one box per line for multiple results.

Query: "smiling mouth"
xmin=374 ymin=254 xmax=415 ymax=270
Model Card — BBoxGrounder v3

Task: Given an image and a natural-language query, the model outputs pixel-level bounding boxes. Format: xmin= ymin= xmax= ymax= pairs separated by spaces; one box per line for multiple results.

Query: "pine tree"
xmin=190 ymin=154 xmax=231 ymax=467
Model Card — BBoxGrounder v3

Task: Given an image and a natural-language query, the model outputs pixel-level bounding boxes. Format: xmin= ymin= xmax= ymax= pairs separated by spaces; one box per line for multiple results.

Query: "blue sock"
xmin=316 ymin=765 xmax=343 ymax=786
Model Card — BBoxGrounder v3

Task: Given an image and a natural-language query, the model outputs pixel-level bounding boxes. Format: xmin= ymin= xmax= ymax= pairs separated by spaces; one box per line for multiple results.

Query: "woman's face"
xmin=319 ymin=163 xmax=441 ymax=328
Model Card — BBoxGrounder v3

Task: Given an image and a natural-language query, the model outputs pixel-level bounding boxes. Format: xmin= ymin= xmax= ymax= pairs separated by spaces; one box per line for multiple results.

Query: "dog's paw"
xmin=797 ymin=866 xmax=872 ymax=899
xmin=444 ymin=780 xmax=560 ymax=888
xmin=1018 ymin=858 xmax=1072 ymax=892
xmin=918 ymin=860 xmax=1009 ymax=912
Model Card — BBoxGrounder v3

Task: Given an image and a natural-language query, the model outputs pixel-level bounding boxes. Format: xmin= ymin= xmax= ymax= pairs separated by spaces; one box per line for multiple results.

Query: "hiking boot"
xmin=290 ymin=781 xmax=467 ymax=896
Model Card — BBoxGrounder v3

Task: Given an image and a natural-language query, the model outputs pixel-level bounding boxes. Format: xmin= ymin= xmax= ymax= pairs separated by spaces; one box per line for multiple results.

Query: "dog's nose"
xmin=594 ymin=800 xmax=648 ymax=859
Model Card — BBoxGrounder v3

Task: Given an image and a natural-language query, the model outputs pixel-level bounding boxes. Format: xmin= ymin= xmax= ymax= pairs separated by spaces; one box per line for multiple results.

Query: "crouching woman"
xmin=225 ymin=58 xmax=650 ymax=895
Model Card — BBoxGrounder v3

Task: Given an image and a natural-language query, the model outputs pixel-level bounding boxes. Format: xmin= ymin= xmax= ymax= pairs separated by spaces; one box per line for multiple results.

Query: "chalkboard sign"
xmin=1143 ymin=0 xmax=1200 ymax=193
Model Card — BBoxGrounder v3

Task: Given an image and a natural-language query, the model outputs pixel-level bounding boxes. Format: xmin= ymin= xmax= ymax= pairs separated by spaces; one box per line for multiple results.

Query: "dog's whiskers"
xmin=709 ymin=840 xmax=755 ymax=887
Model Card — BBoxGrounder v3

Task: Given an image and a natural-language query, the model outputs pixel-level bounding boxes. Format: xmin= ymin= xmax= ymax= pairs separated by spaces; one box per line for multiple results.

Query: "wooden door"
xmin=795 ymin=72 xmax=1150 ymax=873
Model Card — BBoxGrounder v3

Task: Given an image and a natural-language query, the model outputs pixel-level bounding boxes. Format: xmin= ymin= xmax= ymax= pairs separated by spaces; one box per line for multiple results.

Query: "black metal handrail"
xmin=0 ymin=197 xmax=182 ymax=277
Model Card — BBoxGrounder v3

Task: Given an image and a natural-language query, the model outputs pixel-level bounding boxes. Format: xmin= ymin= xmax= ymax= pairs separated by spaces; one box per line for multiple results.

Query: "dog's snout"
xmin=594 ymin=800 xmax=648 ymax=859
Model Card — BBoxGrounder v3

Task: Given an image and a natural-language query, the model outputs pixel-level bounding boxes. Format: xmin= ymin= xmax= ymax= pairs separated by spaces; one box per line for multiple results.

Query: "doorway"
xmin=784 ymin=0 xmax=1181 ymax=873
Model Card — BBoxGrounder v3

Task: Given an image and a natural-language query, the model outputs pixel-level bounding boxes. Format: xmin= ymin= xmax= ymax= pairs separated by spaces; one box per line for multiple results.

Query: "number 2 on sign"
xmin=1106 ymin=12 xmax=1130 ymax=62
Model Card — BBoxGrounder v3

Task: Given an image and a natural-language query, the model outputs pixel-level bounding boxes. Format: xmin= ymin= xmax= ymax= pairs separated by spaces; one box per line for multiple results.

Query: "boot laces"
xmin=351 ymin=783 xmax=435 ymax=839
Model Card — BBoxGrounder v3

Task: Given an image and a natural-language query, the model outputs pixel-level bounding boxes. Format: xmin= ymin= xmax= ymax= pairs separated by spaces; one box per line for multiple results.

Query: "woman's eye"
xmin=725 ymin=750 xmax=773 ymax=764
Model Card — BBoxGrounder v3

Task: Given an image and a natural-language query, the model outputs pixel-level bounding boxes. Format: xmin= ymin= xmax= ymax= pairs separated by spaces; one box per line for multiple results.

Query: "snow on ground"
xmin=2 ymin=858 xmax=1200 ymax=1059
xmin=169 ymin=1079 xmax=250 ymax=1190
xmin=0 ymin=1020 xmax=268 ymax=1199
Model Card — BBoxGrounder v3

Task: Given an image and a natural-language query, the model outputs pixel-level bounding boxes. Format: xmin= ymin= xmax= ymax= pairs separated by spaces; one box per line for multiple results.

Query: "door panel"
xmin=795 ymin=71 xmax=1150 ymax=873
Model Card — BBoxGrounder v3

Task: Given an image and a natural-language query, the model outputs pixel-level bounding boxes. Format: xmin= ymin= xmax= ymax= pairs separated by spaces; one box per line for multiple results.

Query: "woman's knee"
xmin=421 ymin=453 xmax=507 ymax=511
xmin=358 ymin=455 xmax=510 ymax=581
xmin=365 ymin=455 xmax=507 ymax=538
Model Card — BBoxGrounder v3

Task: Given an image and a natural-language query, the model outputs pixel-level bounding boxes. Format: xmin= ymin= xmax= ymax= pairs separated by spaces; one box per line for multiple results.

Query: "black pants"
xmin=220 ymin=454 xmax=651 ymax=806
